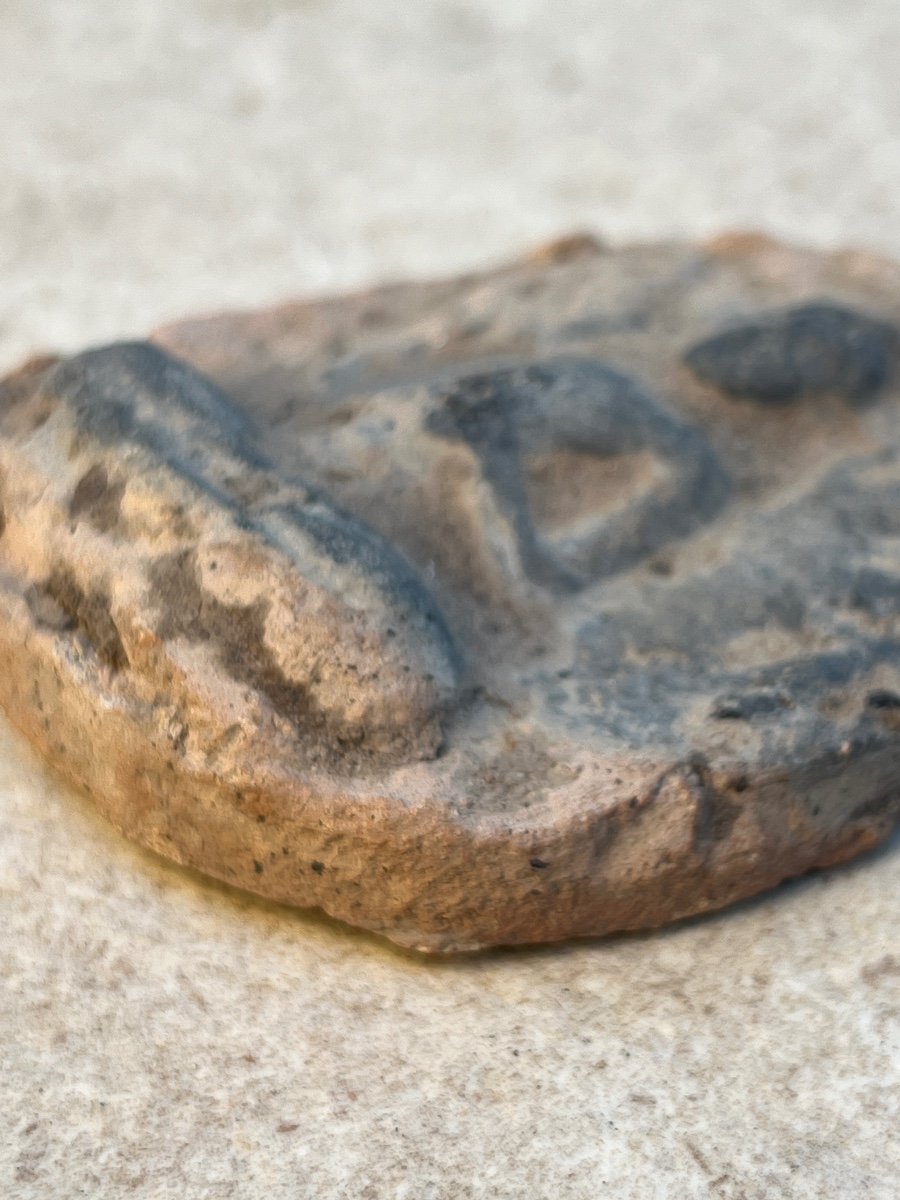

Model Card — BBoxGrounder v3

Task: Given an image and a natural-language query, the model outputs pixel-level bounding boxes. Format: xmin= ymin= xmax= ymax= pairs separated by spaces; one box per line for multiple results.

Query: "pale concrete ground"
xmin=1 ymin=2 xmax=899 ymax=1196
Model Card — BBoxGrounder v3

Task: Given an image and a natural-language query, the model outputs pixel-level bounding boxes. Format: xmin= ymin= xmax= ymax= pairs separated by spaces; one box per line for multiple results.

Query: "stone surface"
xmin=3 ymin=234 xmax=900 ymax=951
xmin=3 ymin=4 xmax=900 ymax=1197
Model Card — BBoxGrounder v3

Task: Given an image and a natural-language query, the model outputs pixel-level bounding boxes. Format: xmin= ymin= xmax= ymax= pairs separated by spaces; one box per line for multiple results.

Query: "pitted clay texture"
xmin=1 ymin=233 xmax=899 ymax=950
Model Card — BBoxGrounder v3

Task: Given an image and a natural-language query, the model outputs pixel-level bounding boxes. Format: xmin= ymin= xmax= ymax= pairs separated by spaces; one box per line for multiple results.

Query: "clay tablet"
xmin=2 ymin=232 xmax=900 ymax=951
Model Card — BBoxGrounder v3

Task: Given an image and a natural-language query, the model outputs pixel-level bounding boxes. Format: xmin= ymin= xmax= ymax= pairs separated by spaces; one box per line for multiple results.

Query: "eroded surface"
xmin=156 ymin=237 xmax=900 ymax=796
xmin=2 ymin=236 xmax=900 ymax=949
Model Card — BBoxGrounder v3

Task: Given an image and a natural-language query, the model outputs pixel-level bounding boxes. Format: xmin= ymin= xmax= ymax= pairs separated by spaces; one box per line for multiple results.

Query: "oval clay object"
xmin=2 ymin=232 xmax=900 ymax=951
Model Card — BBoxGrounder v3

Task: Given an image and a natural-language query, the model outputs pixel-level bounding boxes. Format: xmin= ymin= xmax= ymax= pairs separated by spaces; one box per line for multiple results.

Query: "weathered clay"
xmin=2 ymin=231 xmax=900 ymax=951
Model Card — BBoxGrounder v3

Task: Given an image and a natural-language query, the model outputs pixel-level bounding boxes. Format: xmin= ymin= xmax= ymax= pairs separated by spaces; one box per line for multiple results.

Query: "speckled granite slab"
xmin=2 ymin=233 xmax=900 ymax=950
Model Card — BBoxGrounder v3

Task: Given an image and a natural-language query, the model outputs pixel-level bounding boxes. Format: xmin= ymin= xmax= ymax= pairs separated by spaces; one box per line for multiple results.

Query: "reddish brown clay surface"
xmin=2 ymin=233 xmax=900 ymax=951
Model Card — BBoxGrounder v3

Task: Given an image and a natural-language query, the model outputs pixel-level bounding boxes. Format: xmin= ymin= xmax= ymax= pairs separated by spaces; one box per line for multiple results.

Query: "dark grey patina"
xmin=2 ymin=235 xmax=900 ymax=950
